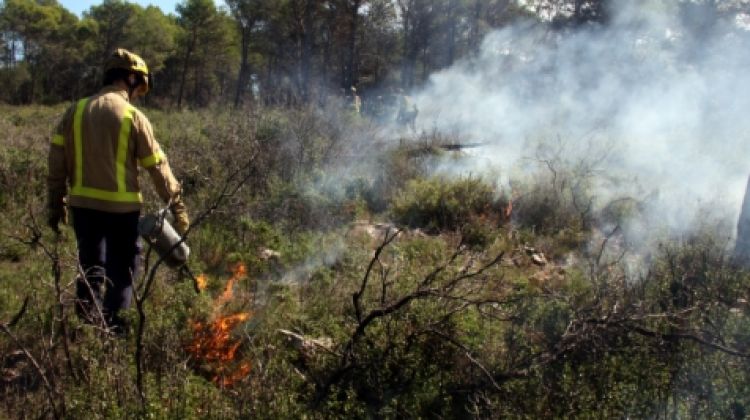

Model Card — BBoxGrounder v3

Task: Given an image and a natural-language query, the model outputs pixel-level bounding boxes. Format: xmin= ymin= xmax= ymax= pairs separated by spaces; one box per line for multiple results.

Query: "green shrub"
xmin=390 ymin=176 xmax=506 ymax=233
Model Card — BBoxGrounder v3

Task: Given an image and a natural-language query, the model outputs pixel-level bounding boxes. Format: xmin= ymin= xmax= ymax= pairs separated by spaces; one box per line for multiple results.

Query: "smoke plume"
xmin=413 ymin=0 xmax=750 ymax=244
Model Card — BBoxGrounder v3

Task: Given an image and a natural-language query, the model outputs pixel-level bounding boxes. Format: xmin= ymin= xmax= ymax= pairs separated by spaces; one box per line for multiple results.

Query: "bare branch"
xmin=2 ymin=297 xmax=29 ymax=328
xmin=0 ymin=321 xmax=61 ymax=419
xmin=627 ymin=324 xmax=750 ymax=358
xmin=353 ymin=227 xmax=401 ymax=323
xmin=427 ymin=328 xmax=502 ymax=391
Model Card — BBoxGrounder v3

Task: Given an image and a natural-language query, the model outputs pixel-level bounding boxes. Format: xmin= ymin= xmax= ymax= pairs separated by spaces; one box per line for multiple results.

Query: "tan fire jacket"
xmin=48 ymin=86 xmax=184 ymax=214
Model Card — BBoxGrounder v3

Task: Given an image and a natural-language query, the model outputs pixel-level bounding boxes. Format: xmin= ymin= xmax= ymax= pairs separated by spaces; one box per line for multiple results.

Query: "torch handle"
xmin=180 ymin=264 xmax=202 ymax=294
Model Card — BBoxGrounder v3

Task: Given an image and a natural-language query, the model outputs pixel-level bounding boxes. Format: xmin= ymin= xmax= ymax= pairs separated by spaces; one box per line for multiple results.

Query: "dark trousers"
xmin=71 ymin=207 xmax=141 ymax=324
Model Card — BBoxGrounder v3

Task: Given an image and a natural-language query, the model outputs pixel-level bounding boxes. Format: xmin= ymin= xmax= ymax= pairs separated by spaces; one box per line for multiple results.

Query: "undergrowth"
xmin=0 ymin=105 xmax=748 ymax=419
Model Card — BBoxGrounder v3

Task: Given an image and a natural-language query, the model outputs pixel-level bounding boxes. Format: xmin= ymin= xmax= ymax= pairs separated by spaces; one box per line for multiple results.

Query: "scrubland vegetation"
xmin=0 ymin=104 xmax=748 ymax=419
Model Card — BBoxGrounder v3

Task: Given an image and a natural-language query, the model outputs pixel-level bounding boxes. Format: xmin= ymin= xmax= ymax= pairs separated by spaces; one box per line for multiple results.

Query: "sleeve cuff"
xmin=140 ymin=151 xmax=166 ymax=168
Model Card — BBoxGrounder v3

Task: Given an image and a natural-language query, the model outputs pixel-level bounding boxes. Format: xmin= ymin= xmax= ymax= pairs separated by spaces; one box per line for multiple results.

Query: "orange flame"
xmin=504 ymin=199 xmax=513 ymax=219
xmin=504 ymin=189 xmax=518 ymax=220
xmin=196 ymin=273 xmax=208 ymax=291
xmin=217 ymin=263 xmax=246 ymax=304
xmin=188 ymin=263 xmax=251 ymax=387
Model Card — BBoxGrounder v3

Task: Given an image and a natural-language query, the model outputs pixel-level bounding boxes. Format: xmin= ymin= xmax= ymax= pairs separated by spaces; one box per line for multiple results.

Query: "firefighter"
xmin=396 ymin=89 xmax=418 ymax=131
xmin=47 ymin=48 xmax=189 ymax=333
xmin=349 ymin=86 xmax=362 ymax=114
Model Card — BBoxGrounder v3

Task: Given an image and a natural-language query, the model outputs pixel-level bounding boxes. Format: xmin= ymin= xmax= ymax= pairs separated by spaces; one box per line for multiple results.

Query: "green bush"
xmin=390 ymin=176 xmax=506 ymax=234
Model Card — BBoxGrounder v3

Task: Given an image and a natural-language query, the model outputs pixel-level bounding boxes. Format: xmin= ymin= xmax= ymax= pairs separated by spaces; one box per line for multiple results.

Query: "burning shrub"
xmin=187 ymin=264 xmax=252 ymax=387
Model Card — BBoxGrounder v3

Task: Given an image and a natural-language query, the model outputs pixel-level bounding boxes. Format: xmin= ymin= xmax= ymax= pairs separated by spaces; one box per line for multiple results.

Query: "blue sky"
xmin=59 ymin=0 xmax=227 ymax=17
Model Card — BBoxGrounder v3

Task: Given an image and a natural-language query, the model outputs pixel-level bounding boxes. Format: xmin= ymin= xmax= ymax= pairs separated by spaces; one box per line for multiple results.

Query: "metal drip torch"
xmin=138 ymin=209 xmax=200 ymax=292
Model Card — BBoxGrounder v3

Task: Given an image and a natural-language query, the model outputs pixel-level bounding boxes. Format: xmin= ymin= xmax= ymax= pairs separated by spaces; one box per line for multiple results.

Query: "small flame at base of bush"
xmin=186 ymin=264 xmax=251 ymax=387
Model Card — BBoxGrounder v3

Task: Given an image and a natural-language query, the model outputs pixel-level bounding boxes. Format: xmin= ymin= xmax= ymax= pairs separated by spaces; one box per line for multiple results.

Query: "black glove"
xmin=48 ymin=205 xmax=68 ymax=234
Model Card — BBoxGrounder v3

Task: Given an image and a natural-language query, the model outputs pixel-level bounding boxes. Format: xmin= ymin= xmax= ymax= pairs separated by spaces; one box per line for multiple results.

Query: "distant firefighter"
xmin=348 ymin=86 xmax=362 ymax=114
xmin=397 ymin=90 xmax=418 ymax=131
xmin=341 ymin=86 xmax=362 ymax=114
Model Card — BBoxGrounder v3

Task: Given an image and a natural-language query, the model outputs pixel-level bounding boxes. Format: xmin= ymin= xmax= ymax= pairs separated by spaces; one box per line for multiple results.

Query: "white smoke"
xmin=413 ymin=0 xmax=750 ymax=244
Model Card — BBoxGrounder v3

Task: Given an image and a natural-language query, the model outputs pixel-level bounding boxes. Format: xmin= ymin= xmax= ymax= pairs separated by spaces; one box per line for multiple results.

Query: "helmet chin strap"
xmin=125 ymin=73 xmax=142 ymax=99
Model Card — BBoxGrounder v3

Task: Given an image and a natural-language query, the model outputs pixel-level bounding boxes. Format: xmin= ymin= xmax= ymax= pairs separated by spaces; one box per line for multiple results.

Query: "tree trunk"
xmin=25 ymin=40 xmax=35 ymax=104
xmin=344 ymin=0 xmax=361 ymax=89
xmin=193 ymin=52 xmax=201 ymax=106
xmin=446 ymin=0 xmax=457 ymax=67
xmin=177 ymin=29 xmax=196 ymax=109
xmin=468 ymin=0 xmax=482 ymax=53
xmin=301 ymin=0 xmax=315 ymax=103
xmin=322 ymin=19 xmax=331 ymax=89
xmin=9 ymin=36 xmax=17 ymax=68
xmin=234 ymin=24 xmax=251 ymax=108
xmin=735 ymin=175 xmax=750 ymax=266
xmin=400 ymin=3 xmax=414 ymax=88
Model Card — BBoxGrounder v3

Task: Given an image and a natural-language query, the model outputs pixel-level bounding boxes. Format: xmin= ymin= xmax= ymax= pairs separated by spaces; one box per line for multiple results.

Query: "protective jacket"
xmin=48 ymin=86 xmax=184 ymax=214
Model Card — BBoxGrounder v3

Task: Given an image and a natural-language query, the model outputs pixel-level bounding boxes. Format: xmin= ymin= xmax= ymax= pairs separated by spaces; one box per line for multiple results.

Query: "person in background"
xmin=350 ymin=86 xmax=362 ymax=114
xmin=396 ymin=88 xmax=418 ymax=131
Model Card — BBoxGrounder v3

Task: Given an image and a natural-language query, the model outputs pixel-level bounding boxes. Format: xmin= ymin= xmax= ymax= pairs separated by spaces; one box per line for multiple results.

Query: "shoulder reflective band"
xmin=70 ymin=99 xmax=142 ymax=203
xmin=51 ymin=134 xmax=64 ymax=146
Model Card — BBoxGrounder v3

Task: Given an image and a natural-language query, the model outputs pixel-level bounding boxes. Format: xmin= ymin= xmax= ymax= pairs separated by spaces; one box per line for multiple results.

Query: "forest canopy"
xmin=2 ymin=0 xmax=745 ymax=108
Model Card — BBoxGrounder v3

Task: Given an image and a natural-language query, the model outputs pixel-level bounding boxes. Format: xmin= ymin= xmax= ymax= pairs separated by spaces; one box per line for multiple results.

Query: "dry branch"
xmin=314 ymin=233 xmax=505 ymax=403
xmin=1 ymin=303 xmax=62 ymax=419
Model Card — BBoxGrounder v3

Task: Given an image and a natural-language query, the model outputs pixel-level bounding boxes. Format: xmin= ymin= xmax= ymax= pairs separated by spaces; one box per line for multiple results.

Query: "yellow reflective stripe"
xmin=73 ymin=98 xmax=89 ymax=189
xmin=71 ymin=99 xmax=142 ymax=204
xmin=71 ymin=186 xmax=142 ymax=203
xmin=52 ymin=134 xmax=64 ymax=146
xmin=140 ymin=151 xmax=165 ymax=168
xmin=117 ymin=106 xmax=135 ymax=192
